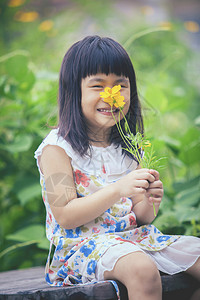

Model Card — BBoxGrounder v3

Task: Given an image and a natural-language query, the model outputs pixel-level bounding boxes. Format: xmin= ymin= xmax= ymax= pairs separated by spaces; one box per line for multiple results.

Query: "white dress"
xmin=34 ymin=128 xmax=200 ymax=290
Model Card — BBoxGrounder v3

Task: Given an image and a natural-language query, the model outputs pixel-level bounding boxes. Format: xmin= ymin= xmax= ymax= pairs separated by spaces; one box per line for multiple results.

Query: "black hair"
xmin=58 ymin=35 xmax=143 ymax=157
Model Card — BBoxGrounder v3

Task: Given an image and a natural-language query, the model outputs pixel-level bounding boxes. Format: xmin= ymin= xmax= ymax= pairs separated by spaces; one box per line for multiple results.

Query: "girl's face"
xmin=81 ymin=73 xmax=130 ymax=141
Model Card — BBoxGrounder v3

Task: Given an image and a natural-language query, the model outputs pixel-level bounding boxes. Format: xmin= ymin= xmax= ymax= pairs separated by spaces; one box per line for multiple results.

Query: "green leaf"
xmin=37 ymin=239 xmax=50 ymax=250
xmin=174 ymin=206 xmax=200 ymax=223
xmin=178 ymin=127 xmax=200 ymax=165
xmin=19 ymin=70 xmax=35 ymax=91
xmin=6 ymin=224 xmax=45 ymax=242
xmin=17 ymin=183 xmax=41 ymax=205
xmin=160 ymin=135 xmax=180 ymax=154
xmin=174 ymin=185 xmax=200 ymax=208
xmin=153 ymin=213 xmax=181 ymax=233
xmin=173 ymin=176 xmax=200 ymax=193
xmin=145 ymin=84 xmax=168 ymax=112
xmin=5 ymin=54 xmax=29 ymax=82
xmin=3 ymin=134 xmax=33 ymax=153
xmin=194 ymin=115 xmax=200 ymax=127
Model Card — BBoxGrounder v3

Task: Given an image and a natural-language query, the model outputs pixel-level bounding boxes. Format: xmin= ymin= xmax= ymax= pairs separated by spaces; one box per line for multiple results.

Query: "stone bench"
xmin=0 ymin=266 xmax=199 ymax=299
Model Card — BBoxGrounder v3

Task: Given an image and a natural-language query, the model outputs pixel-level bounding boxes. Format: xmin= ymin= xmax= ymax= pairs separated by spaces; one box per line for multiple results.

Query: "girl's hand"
xmin=146 ymin=170 xmax=163 ymax=207
xmin=116 ymin=168 xmax=156 ymax=199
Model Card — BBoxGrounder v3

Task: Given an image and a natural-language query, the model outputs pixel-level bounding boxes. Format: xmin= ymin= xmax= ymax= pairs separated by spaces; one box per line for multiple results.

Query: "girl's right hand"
xmin=115 ymin=168 xmax=156 ymax=198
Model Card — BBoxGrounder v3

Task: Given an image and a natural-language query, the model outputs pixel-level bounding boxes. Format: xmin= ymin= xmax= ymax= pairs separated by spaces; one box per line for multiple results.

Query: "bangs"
xmin=76 ymin=37 xmax=133 ymax=80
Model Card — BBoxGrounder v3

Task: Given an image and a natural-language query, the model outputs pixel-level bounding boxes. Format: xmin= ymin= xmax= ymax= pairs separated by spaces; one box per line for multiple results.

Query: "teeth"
xmin=98 ymin=109 xmax=117 ymax=112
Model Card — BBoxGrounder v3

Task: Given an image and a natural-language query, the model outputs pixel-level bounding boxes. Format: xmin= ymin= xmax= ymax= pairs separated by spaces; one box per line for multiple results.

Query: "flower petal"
xmin=112 ymin=85 xmax=121 ymax=94
xmin=104 ymin=87 xmax=112 ymax=94
xmin=103 ymin=97 xmax=114 ymax=106
xmin=113 ymin=95 xmax=125 ymax=108
xmin=99 ymin=91 xmax=109 ymax=98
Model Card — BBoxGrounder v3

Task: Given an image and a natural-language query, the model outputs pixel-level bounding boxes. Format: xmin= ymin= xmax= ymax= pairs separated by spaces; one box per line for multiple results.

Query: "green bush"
xmin=0 ymin=7 xmax=199 ymax=271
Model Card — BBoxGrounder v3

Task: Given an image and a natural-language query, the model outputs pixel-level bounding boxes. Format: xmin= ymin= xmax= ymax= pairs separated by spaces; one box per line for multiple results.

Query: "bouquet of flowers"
xmin=100 ymin=85 xmax=163 ymax=216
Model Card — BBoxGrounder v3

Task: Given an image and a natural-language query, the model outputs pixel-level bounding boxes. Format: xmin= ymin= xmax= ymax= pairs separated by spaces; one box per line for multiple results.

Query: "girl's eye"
xmin=92 ymin=85 xmax=103 ymax=88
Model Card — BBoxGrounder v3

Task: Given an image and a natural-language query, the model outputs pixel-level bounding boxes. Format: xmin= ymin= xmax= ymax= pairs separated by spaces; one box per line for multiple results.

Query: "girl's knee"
xmin=130 ymin=254 xmax=161 ymax=285
xmin=105 ymin=252 xmax=161 ymax=288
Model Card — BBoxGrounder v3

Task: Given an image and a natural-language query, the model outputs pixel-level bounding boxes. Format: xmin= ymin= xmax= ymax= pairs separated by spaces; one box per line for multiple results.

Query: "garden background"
xmin=0 ymin=0 xmax=200 ymax=272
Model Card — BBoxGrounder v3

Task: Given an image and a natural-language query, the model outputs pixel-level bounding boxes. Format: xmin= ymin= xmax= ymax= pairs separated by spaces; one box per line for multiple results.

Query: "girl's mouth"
xmin=97 ymin=108 xmax=119 ymax=113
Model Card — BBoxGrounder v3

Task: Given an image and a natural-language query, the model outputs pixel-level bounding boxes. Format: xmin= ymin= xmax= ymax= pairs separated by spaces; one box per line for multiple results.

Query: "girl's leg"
xmin=185 ymin=257 xmax=200 ymax=300
xmin=104 ymin=251 xmax=162 ymax=300
xmin=190 ymin=289 xmax=200 ymax=300
xmin=185 ymin=257 xmax=200 ymax=281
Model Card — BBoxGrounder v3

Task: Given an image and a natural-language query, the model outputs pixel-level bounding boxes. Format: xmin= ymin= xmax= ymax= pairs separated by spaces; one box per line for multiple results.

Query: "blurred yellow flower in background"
xmin=14 ymin=11 xmax=39 ymax=22
xmin=184 ymin=21 xmax=199 ymax=33
xmin=8 ymin=0 xmax=25 ymax=7
xmin=39 ymin=20 xmax=54 ymax=32
xmin=141 ymin=6 xmax=154 ymax=16
xmin=159 ymin=21 xmax=173 ymax=30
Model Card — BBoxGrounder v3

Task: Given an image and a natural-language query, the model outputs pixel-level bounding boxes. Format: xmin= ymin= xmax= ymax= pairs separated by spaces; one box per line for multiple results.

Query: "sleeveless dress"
xmin=34 ymin=128 xmax=200 ymax=289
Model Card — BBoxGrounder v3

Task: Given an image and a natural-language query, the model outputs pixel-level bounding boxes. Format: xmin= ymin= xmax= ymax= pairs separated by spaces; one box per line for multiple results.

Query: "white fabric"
xmin=34 ymin=128 xmax=138 ymax=181
xmin=96 ymin=236 xmax=200 ymax=280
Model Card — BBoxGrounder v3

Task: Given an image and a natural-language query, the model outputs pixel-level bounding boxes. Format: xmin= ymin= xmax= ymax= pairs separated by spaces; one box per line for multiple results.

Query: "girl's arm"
xmin=40 ymin=145 xmax=156 ymax=229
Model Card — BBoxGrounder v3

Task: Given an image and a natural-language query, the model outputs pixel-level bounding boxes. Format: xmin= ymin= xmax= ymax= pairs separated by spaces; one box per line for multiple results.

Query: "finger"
xmin=135 ymin=180 xmax=150 ymax=189
xmin=131 ymin=187 xmax=146 ymax=196
xmin=149 ymin=169 xmax=159 ymax=181
xmin=148 ymin=196 xmax=162 ymax=206
xmin=148 ymin=180 xmax=163 ymax=189
xmin=135 ymin=172 xmax=155 ymax=183
xmin=147 ymin=189 xmax=163 ymax=198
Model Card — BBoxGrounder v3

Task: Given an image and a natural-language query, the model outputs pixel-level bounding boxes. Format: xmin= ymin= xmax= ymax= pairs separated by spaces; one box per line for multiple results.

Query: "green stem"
xmin=119 ymin=108 xmax=143 ymax=165
xmin=119 ymin=108 xmax=132 ymax=136
xmin=111 ymin=107 xmax=133 ymax=151
xmin=0 ymin=240 xmax=39 ymax=259
xmin=123 ymin=27 xmax=171 ymax=49
xmin=0 ymin=50 xmax=29 ymax=63
xmin=153 ymin=202 xmax=157 ymax=217
xmin=112 ymin=101 xmax=157 ymax=217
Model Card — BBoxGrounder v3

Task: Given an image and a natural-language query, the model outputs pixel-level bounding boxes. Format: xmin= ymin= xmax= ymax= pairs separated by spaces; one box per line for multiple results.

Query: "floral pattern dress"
xmin=34 ymin=128 xmax=200 ymax=292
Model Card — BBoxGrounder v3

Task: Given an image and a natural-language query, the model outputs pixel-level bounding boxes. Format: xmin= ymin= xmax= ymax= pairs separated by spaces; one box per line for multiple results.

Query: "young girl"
xmin=34 ymin=35 xmax=200 ymax=300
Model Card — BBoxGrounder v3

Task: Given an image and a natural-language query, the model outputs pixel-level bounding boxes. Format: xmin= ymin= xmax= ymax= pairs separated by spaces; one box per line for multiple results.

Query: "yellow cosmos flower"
xmin=159 ymin=21 xmax=173 ymax=30
xmin=14 ymin=11 xmax=39 ymax=22
xmin=144 ymin=141 xmax=151 ymax=148
xmin=184 ymin=21 xmax=199 ymax=33
xmin=8 ymin=0 xmax=25 ymax=7
xmin=39 ymin=20 xmax=54 ymax=32
xmin=141 ymin=6 xmax=154 ymax=16
xmin=99 ymin=85 xmax=125 ymax=108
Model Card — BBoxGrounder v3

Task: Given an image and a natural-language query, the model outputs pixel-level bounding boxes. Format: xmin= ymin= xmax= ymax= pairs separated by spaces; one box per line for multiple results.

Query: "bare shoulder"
xmin=40 ymin=145 xmax=72 ymax=176
xmin=40 ymin=145 xmax=77 ymax=210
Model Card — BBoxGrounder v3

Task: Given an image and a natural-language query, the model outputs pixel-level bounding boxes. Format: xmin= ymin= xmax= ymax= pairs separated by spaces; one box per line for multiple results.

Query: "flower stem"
xmin=111 ymin=108 xmax=133 ymax=151
xmin=153 ymin=202 xmax=157 ymax=217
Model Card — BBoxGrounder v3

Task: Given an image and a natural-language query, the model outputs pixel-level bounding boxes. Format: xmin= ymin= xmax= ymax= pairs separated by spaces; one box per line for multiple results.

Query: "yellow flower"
xmin=141 ymin=6 xmax=154 ymax=16
xmin=8 ymin=0 xmax=25 ymax=7
xmin=184 ymin=21 xmax=199 ymax=33
xmin=159 ymin=21 xmax=173 ymax=30
xmin=14 ymin=11 xmax=39 ymax=22
xmin=144 ymin=141 xmax=151 ymax=147
xmin=39 ymin=20 xmax=54 ymax=32
xmin=99 ymin=85 xmax=125 ymax=108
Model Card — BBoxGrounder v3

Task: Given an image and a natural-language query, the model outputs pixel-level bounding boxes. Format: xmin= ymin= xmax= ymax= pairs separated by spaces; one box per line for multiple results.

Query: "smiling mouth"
xmin=97 ymin=108 xmax=119 ymax=113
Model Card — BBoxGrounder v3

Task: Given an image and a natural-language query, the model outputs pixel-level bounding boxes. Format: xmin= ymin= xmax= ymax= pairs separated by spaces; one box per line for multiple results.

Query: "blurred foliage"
xmin=0 ymin=0 xmax=200 ymax=272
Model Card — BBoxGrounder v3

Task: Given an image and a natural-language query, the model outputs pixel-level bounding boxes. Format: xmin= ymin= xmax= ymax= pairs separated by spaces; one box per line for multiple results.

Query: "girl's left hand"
xmin=146 ymin=169 xmax=163 ymax=207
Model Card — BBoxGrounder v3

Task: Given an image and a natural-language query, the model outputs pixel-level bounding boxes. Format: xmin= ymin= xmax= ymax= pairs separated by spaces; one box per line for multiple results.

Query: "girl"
xmin=34 ymin=35 xmax=200 ymax=300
